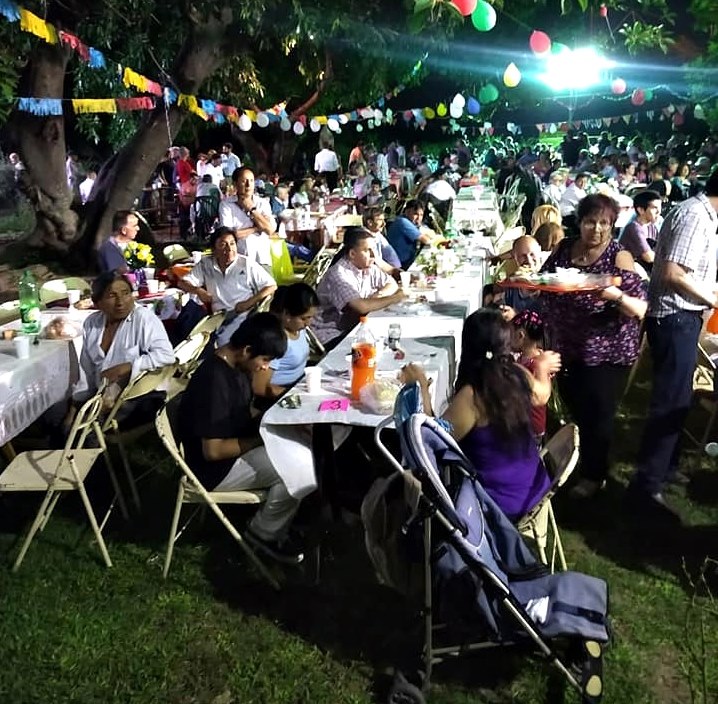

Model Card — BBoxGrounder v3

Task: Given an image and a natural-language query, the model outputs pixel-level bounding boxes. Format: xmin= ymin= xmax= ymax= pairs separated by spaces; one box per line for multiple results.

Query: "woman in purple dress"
xmin=403 ymin=309 xmax=561 ymax=520
xmin=541 ymin=193 xmax=647 ymax=498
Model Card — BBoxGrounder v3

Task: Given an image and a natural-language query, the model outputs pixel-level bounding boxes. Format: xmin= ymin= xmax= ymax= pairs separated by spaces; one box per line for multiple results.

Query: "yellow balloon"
xmin=503 ymin=62 xmax=521 ymax=88
xmin=423 ymin=107 xmax=436 ymax=119
xmin=437 ymin=102 xmax=447 ymax=117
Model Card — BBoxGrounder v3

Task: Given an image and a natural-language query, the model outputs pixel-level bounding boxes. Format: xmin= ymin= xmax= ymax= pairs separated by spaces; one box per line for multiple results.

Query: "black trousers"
xmin=557 ymin=363 xmax=630 ymax=482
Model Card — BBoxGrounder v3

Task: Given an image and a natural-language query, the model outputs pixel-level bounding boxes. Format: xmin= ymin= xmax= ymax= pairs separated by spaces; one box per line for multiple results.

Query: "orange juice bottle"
xmin=351 ymin=317 xmax=377 ymax=401
xmin=707 ymin=309 xmax=718 ymax=334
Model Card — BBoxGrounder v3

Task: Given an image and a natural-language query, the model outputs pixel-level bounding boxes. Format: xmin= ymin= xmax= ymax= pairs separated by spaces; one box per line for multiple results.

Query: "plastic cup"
xmin=191 ymin=251 xmax=203 ymax=264
xmin=400 ymin=271 xmax=411 ymax=290
xmin=13 ymin=335 xmax=30 ymax=359
xmin=67 ymin=289 xmax=81 ymax=306
xmin=305 ymin=366 xmax=323 ymax=394
xmin=143 ymin=267 xmax=156 ymax=280
xmin=146 ymin=279 xmax=160 ymax=295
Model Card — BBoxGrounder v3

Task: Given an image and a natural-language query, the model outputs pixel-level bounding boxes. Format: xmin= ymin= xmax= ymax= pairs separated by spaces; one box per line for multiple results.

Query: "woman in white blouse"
xmin=76 ymin=271 xmax=175 ymax=424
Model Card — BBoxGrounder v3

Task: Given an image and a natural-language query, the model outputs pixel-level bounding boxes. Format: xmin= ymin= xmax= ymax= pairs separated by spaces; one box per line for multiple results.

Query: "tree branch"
xmin=289 ymin=47 xmax=333 ymax=120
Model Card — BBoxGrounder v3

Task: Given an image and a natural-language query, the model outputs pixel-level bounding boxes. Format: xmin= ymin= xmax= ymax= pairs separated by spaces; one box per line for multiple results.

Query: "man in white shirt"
xmin=374 ymin=147 xmax=390 ymax=189
xmin=218 ymin=167 xmax=276 ymax=269
xmin=180 ymin=227 xmax=277 ymax=345
xmin=559 ymin=173 xmax=590 ymax=231
xmin=206 ymin=153 xmax=225 ymax=187
xmin=314 ymin=142 xmax=342 ymax=191
xmin=79 ymin=171 xmax=96 ymax=205
xmin=221 ymin=142 xmax=241 ymax=180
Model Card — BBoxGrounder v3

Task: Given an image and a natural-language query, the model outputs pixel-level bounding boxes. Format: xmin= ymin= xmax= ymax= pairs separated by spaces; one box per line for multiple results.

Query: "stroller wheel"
xmin=388 ymin=671 xmax=426 ymax=704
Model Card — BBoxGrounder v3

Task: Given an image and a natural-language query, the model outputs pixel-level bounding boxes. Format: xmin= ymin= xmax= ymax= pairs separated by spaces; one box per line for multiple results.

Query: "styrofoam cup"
xmin=67 ymin=289 xmax=81 ymax=305
xmin=305 ymin=366 xmax=322 ymax=394
xmin=400 ymin=271 xmax=411 ymax=289
xmin=143 ymin=267 xmax=156 ymax=280
xmin=13 ymin=335 xmax=30 ymax=359
xmin=146 ymin=279 xmax=160 ymax=295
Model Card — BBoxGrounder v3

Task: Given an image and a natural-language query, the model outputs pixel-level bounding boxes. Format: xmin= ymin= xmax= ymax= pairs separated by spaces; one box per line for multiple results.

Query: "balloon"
xmin=310 ymin=118 xmax=321 ymax=132
xmin=437 ymin=102 xmax=447 ymax=117
xmin=551 ymin=42 xmax=570 ymax=57
xmin=643 ymin=89 xmax=654 ymax=102
xmin=471 ymin=0 xmax=496 ymax=32
xmin=599 ymin=3 xmax=608 ymax=18
xmin=238 ymin=114 xmax=252 ymax=131
xmin=449 ymin=102 xmax=463 ymax=118
xmin=695 ymin=104 xmax=706 ymax=120
xmin=360 ymin=107 xmax=373 ymax=119
xmin=466 ymin=97 xmax=481 ymax=115
xmin=479 ymin=83 xmax=499 ymax=103
xmin=327 ymin=118 xmax=339 ymax=132
xmin=673 ymin=113 xmax=685 ymax=127
xmin=549 ymin=123 xmax=557 ymax=134
xmin=451 ymin=0 xmax=477 ymax=16
xmin=256 ymin=112 xmax=269 ymax=128
xmin=338 ymin=113 xmax=349 ymax=124
xmin=374 ymin=109 xmax=383 ymax=122
xmin=293 ymin=121 xmax=304 ymax=135
xmin=452 ymin=93 xmax=466 ymax=108
xmin=503 ymin=62 xmax=521 ymax=88
xmin=280 ymin=117 xmax=291 ymax=131
xmin=631 ymin=89 xmax=645 ymax=106
xmin=611 ymin=78 xmax=626 ymax=95
xmin=356 ymin=124 xmax=363 ymax=132
xmin=423 ymin=107 xmax=436 ymax=119
xmin=529 ymin=30 xmax=551 ymax=55
xmin=403 ymin=110 xmax=413 ymax=121
xmin=368 ymin=119 xmax=375 ymax=129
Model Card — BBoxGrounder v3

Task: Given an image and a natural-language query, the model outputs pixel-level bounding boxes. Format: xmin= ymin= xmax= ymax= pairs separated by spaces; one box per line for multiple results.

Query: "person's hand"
xmin=399 ymin=362 xmax=429 ymax=387
xmin=196 ymin=289 xmax=213 ymax=307
xmin=234 ymin=299 xmax=254 ymax=314
xmin=498 ymin=304 xmax=516 ymax=321
xmin=101 ymin=363 xmax=132 ymax=384
xmin=600 ymin=285 xmax=623 ymax=302
xmin=533 ymin=350 xmax=562 ymax=376
xmin=393 ymin=290 xmax=408 ymax=303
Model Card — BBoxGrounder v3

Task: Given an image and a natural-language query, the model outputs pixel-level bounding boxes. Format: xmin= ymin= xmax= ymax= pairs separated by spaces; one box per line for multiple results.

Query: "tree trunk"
xmin=13 ymin=43 xmax=78 ymax=252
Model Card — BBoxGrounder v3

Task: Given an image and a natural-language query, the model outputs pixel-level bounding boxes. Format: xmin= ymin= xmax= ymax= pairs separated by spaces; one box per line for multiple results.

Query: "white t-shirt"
xmin=314 ymin=149 xmax=340 ymax=174
xmin=425 ymin=179 xmax=456 ymax=201
xmin=218 ymin=195 xmax=274 ymax=266
xmin=79 ymin=177 xmax=95 ymax=204
xmin=559 ymin=183 xmax=587 ymax=217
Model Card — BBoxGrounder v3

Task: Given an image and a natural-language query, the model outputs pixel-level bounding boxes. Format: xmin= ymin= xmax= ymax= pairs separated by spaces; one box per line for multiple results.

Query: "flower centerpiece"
xmin=123 ymin=242 xmax=155 ymax=272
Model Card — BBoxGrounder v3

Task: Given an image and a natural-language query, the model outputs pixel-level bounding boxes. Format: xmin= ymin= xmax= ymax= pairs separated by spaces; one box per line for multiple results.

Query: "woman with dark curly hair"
xmin=541 ymin=193 xmax=647 ymax=498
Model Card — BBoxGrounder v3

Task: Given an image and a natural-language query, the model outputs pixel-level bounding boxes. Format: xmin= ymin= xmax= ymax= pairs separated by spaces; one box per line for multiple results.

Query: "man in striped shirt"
xmin=629 ymin=169 xmax=718 ymax=518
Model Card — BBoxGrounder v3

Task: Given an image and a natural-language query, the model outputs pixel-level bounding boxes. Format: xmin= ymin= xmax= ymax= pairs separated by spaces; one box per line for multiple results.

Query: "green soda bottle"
xmin=19 ymin=270 xmax=41 ymax=334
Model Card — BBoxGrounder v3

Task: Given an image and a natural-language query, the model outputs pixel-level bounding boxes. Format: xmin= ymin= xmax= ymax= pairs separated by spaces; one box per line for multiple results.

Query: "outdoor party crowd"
xmin=5 ymin=121 xmax=718 ymax=566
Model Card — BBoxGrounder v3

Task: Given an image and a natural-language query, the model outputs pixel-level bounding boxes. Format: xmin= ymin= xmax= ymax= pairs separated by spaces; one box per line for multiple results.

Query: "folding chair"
xmin=305 ymin=325 xmax=326 ymax=365
xmin=100 ymin=364 xmax=177 ymax=511
xmin=167 ymin=333 xmax=209 ymax=399
xmin=156 ymin=398 xmax=279 ymax=588
xmin=0 ymin=300 xmax=20 ymax=326
xmin=193 ymin=195 xmax=220 ymax=241
xmin=685 ymin=342 xmax=718 ymax=447
xmin=0 ymin=390 xmax=115 ymax=571
xmin=515 ymin=423 xmax=579 ymax=572
xmin=39 ymin=277 xmax=91 ymax=305
xmin=162 ymin=244 xmax=191 ymax=264
xmin=302 ymin=246 xmax=337 ymax=288
xmin=187 ymin=310 xmax=225 ymax=339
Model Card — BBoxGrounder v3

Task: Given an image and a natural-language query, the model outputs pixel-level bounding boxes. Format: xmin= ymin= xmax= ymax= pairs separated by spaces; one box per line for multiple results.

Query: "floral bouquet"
xmin=124 ymin=242 xmax=155 ymax=271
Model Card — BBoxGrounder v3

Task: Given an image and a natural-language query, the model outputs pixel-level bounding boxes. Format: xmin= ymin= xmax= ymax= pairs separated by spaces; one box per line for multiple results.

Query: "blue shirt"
xmin=269 ymin=330 xmax=310 ymax=386
xmin=387 ymin=216 xmax=422 ymax=269
xmin=97 ymin=238 xmax=127 ymax=273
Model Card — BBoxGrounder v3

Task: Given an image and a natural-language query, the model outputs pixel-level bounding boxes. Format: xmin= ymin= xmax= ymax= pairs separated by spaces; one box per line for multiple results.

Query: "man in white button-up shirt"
xmin=181 ymin=227 xmax=277 ymax=345
xmin=218 ymin=167 xmax=276 ymax=268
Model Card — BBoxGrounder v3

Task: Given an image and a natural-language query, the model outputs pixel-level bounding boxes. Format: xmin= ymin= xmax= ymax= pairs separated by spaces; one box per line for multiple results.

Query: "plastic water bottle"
xmin=351 ymin=317 xmax=377 ymax=401
xmin=19 ymin=270 xmax=41 ymax=334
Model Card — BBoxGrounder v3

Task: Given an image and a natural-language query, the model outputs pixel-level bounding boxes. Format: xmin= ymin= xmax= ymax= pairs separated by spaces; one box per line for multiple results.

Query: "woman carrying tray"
xmin=540 ymin=193 xmax=647 ymax=499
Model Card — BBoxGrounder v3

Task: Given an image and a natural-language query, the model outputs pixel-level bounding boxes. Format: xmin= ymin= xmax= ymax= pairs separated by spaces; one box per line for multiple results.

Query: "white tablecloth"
xmin=260 ymin=336 xmax=450 ymax=498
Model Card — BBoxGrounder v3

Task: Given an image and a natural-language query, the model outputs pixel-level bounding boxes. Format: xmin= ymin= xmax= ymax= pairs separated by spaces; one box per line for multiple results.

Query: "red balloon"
xmin=611 ymin=78 xmax=626 ymax=95
xmin=599 ymin=4 xmax=608 ymax=18
xmin=673 ymin=113 xmax=685 ymax=127
xmin=631 ymin=89 xmax=645 ymax=106
xmin=451 ymin=0 xmax=478 ymax=16
xmin=529 ymin=30 xmax=551 ymax=55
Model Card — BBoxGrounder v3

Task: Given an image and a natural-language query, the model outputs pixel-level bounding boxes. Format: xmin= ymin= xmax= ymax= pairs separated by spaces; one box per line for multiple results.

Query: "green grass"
xmin=0 ymin=381 xmax=716 ymax=704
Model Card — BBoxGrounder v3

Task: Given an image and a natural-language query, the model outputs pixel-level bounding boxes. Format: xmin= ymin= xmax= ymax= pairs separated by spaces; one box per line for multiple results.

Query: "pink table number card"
xmin=319 ymin=399 xmax=350 ymax=412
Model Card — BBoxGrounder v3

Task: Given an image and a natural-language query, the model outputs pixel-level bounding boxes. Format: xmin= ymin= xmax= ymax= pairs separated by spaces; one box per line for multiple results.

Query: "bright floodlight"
xmin=538 ymin=47 xmax=615 ymax=91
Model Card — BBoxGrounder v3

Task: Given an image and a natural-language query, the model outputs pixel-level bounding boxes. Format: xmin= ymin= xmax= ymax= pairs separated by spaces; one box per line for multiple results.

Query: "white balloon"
xmin=238 ymin=114 xmax=252 ymax=131
xmin=338 ymin=113 xmax=349 ymax=124
xmin=280 ymin=117 xmax=291 ymax=131
xmin=360 ymin=107 xmax=373 ymax=119
xmin=449 ymin=103 xmax=463 ymax=118
xmin=335 ymin=127 xmax=342 ymax=134
xmin=356 ymin=124 xmax=363 ymax=132
xmin=452 ymin=93 xmax=466 ymax=109
xmin=374 ymin=109 xmax=383 ymax=122
xmin=293 ymin=121 xmax=305 ymax=135
xmin=310 ymin=118 xmax=321 ymax=132
xmin=256 ymin=112 xmax=269 ymax=128
xmin=368 ymin=119 xmax=375 ymax=129
xmin=327 ymin=118 xmax=339 ymax=132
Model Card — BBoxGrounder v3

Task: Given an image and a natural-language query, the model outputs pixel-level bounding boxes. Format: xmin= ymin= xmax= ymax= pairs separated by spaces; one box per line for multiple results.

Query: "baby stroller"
xmin=366 ymin=385 xmax=609 ymax=704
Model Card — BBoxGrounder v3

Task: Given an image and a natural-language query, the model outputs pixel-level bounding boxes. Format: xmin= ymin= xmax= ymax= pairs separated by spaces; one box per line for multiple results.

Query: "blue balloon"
xmin=467 ymin=97 xmax=481 ymax=115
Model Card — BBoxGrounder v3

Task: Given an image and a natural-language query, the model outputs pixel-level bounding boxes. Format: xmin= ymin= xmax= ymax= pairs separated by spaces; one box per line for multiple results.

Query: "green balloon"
xmin=471 ymin=0 xmax=496 ymax=32
xmin=551 ymin=42 xmax=570 ymax=56
xmin=479 ymin=83 xmax=499 ymax=103
xmin=644 ymin=89 xmax=654 ymax=102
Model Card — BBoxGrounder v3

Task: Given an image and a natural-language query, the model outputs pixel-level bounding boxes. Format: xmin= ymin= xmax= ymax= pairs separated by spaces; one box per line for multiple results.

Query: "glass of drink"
xmin=388 ymin=323 xmax=402 ymax=350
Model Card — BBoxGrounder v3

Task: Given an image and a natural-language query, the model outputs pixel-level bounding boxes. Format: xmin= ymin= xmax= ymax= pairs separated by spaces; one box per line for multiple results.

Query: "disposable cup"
xmin=143 ymin=267 xmax=156 ymax=280
xmin=191 ymin=251 xmax=203 ymax=264
xmin=67 ymin=289 xmax=81 ymax=306
xmin=305 ymin=366 xmax=323 ymax=394
xmin=400 ymin=271 xmax=411 ymax=290
xmin=13 ymin=335 xmax=30 ymax=359
xmin=146 ymin=279 xmax=160 ymax=295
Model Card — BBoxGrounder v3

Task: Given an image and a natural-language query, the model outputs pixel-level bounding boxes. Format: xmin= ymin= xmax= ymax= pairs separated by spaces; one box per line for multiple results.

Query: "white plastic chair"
xmin=187 ymin=310 xmax=226 ymax=339
xmin=156 ymin=399 xmax=279 ymax=588
xmin=167 ymin=333 xmax=209 ymax=399
xmin=516 ymin=423 xmax=579 ymax=572
xmin=0 ymin=390 xmax=115 ymax=571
